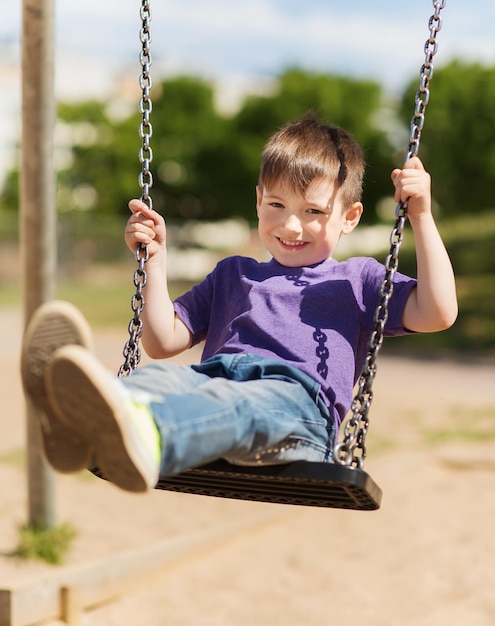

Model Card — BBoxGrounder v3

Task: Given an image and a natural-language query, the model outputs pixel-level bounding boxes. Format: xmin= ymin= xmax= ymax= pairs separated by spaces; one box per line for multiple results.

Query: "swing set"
xmin=90 ymin=1 xmax=447 ymax=511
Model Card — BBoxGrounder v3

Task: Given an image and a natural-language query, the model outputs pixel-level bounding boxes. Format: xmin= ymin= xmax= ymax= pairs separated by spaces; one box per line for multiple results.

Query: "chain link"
xmin=119 ymin=0 xmax=153 ymax=377
xmin=333 ymin=0 xmax=447 ymax=468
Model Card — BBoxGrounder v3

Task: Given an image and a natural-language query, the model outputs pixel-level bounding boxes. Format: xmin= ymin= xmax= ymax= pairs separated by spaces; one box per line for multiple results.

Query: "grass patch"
xmin=422 ymin=405 xmax=495 ymax=446
xmin=0 ymin=449 xmax=25 ymax=471
xmin=1 ymin=265 xmax=193 ymax=330
xmin=58 ymin=278 xmax=136 ymax=328
xmin=58 ymin=275 xmax=194 ymax=328
xmin=13 ymin=522 xmax=77 ymax=565
xmin=0 ymin=282 xmax=21 ymax=308
xmin=425 ymin=427 xmax=495 ymax=446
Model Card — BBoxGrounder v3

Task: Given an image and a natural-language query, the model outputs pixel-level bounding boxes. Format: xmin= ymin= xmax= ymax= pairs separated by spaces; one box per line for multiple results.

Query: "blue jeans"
xmin=121 ymin=353 xmax=335 ymax=476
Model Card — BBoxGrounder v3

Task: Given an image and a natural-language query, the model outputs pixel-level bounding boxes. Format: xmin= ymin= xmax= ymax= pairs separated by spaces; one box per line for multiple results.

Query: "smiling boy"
xmin=21 ymin=115 xmax=457 ymax=493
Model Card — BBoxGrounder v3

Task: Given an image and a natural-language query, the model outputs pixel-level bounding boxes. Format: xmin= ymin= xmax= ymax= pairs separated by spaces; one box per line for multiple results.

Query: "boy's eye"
xmin=307 ymin=208 xmax=323 ymax=215
xmin=269 ymin=202 xmax=284 ymax=209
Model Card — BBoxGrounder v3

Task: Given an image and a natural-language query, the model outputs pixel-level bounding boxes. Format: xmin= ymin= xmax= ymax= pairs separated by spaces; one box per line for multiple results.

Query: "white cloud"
xmin=2 ymin=1 xmax=495 ymax=182
xmin=4 ymin=2 xmax=495 ymax=91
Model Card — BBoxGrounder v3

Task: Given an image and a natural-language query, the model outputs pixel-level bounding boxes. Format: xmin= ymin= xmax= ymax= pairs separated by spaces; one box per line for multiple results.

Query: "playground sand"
xmin=1 ymin=306 xmax=495 ymax=625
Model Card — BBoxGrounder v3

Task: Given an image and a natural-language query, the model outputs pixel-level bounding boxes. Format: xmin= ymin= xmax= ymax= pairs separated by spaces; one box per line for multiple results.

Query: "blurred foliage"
xmin=381 ymin=209 xmax=495 ymax=355
xmin=399 ymin=60 xmax=495 ymax=215
xmin=0 ymin=69 xmax=396 ymax=224
xmin=13 ymin=522 xmax=77 ymax=565
xmin=3 ymin=61 xmax=495 ymax=222
xmin=2 ymin=63 xmax=495 ymax=354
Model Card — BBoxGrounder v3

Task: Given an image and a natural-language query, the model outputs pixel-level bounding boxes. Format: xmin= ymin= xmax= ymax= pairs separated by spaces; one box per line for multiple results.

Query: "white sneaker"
xmin=20 ymin=301 xmax=94 ymax=472
xmin=47 ymin=345 xmax=161 ymax=493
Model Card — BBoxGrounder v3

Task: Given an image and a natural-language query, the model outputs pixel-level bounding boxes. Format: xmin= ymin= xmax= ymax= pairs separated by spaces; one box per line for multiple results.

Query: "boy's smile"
xmin=256 ymin=178 xmax=362 ymax=268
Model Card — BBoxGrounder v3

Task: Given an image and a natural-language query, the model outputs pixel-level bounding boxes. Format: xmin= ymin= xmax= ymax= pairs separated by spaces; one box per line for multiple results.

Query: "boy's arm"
xmin=391 ymin=157 xmax=458 ymax=333
xmin=125 ymin=199 xmax=192 ymax=358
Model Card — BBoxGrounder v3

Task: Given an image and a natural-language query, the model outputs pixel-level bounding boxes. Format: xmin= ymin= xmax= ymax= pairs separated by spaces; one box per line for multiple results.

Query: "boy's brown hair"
xmin=259 ymin=113 xmax=365 ymax=209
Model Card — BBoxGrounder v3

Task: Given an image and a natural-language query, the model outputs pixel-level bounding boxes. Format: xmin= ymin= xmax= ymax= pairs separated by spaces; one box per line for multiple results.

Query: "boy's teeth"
xmin=281 ymin=239 xmax=304 ymax=247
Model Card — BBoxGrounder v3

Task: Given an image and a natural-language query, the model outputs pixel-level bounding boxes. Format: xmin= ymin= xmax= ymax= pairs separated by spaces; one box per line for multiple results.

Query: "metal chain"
xmin=118 ymin=0 xmax=153 ymax=377
xmin=333 ymin=0 xmax=446 ymax=468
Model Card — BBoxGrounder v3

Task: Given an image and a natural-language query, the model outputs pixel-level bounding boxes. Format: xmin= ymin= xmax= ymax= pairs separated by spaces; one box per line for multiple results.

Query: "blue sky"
xmin=1 ymin=1 xmax=494 ymax=178
xmin=2 ymin=1 xmax=495 ymax=96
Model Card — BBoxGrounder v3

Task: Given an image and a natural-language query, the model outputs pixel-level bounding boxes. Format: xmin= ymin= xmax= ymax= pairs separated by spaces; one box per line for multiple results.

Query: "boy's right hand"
xmin=125 ymin=199 xmax=167 ymax=259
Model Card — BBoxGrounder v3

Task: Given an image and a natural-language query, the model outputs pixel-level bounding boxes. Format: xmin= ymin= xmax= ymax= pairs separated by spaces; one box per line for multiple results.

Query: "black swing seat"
xmin=91 ymin=460 xmax=382 ymax=510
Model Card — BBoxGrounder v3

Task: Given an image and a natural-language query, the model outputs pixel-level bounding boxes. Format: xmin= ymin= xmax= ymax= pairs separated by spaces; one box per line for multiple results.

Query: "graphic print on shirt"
xmin=285 ymin=270 xmax=331 ymax=381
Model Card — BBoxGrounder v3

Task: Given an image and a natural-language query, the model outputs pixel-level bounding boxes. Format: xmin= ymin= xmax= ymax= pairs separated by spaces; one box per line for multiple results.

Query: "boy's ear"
xmin=342 ymin=202 xmax=363 ymax=235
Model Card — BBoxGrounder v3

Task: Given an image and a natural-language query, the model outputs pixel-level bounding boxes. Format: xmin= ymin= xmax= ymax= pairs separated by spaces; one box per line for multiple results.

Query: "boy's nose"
xmin=282 ymin=214 xmax=303 ymax=235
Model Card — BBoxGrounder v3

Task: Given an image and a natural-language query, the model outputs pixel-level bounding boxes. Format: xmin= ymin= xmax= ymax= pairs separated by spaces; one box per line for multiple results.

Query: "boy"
xmin=21 ymin=115 xmax=458 ymax=493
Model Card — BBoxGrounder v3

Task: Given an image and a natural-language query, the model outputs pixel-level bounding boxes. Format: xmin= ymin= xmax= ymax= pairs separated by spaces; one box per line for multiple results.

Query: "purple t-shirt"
xmin=174 ymin=256 xmax=416 ymax=426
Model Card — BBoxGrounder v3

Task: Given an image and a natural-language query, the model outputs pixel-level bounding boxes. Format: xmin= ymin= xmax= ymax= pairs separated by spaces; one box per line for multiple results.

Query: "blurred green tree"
xmin=399 ymin=60 xmax=495 ymax=215
xmin=145 ymin=76 xmax=230 ymax=220
xmin=55 ymin=100 xmax=138 ymax=215
xmin=0 ymin=70 xmax=399 ymax=224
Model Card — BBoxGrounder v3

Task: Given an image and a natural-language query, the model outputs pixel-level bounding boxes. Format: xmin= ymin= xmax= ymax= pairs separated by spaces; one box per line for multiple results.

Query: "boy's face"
xmin=256 ymin=178 xmax=362 ymax=268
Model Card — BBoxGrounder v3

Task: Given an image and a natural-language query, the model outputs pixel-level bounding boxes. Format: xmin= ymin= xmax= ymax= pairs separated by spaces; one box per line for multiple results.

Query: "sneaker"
xmin=20 ymin=300 xmax=94 ymax=472
xmin=46 ymin=345 xmax=161 ymax=493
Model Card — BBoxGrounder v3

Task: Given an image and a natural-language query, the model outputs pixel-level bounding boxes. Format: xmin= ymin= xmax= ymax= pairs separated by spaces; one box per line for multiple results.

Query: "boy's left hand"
xmin=391 ymin=156 xmax=431 ymax=220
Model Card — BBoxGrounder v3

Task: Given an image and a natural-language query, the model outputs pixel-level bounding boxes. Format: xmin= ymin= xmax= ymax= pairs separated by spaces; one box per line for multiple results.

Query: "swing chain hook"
xmin=333 ymin=0 xmax=447 ymax=468
xmin=119 ymin=0 xmax=153 ymax=377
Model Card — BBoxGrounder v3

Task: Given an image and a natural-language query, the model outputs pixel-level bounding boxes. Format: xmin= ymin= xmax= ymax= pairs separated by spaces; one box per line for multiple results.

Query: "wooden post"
xmin=20 ymin=0 xmax=57 ymax=527
xmin=60 ymin=586 xmax=82 ymax=625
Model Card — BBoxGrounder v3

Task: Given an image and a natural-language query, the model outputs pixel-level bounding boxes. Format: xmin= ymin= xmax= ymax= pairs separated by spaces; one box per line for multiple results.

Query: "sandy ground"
xmin=1 ymin=305 xmax=495 ymax=625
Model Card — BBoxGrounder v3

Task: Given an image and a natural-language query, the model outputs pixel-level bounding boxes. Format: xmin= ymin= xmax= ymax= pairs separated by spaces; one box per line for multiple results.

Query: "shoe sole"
xmin=47 ymin=345 xmax=158 ymax=493
xmin=20 ymin=301 xmax=94 ymax=472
